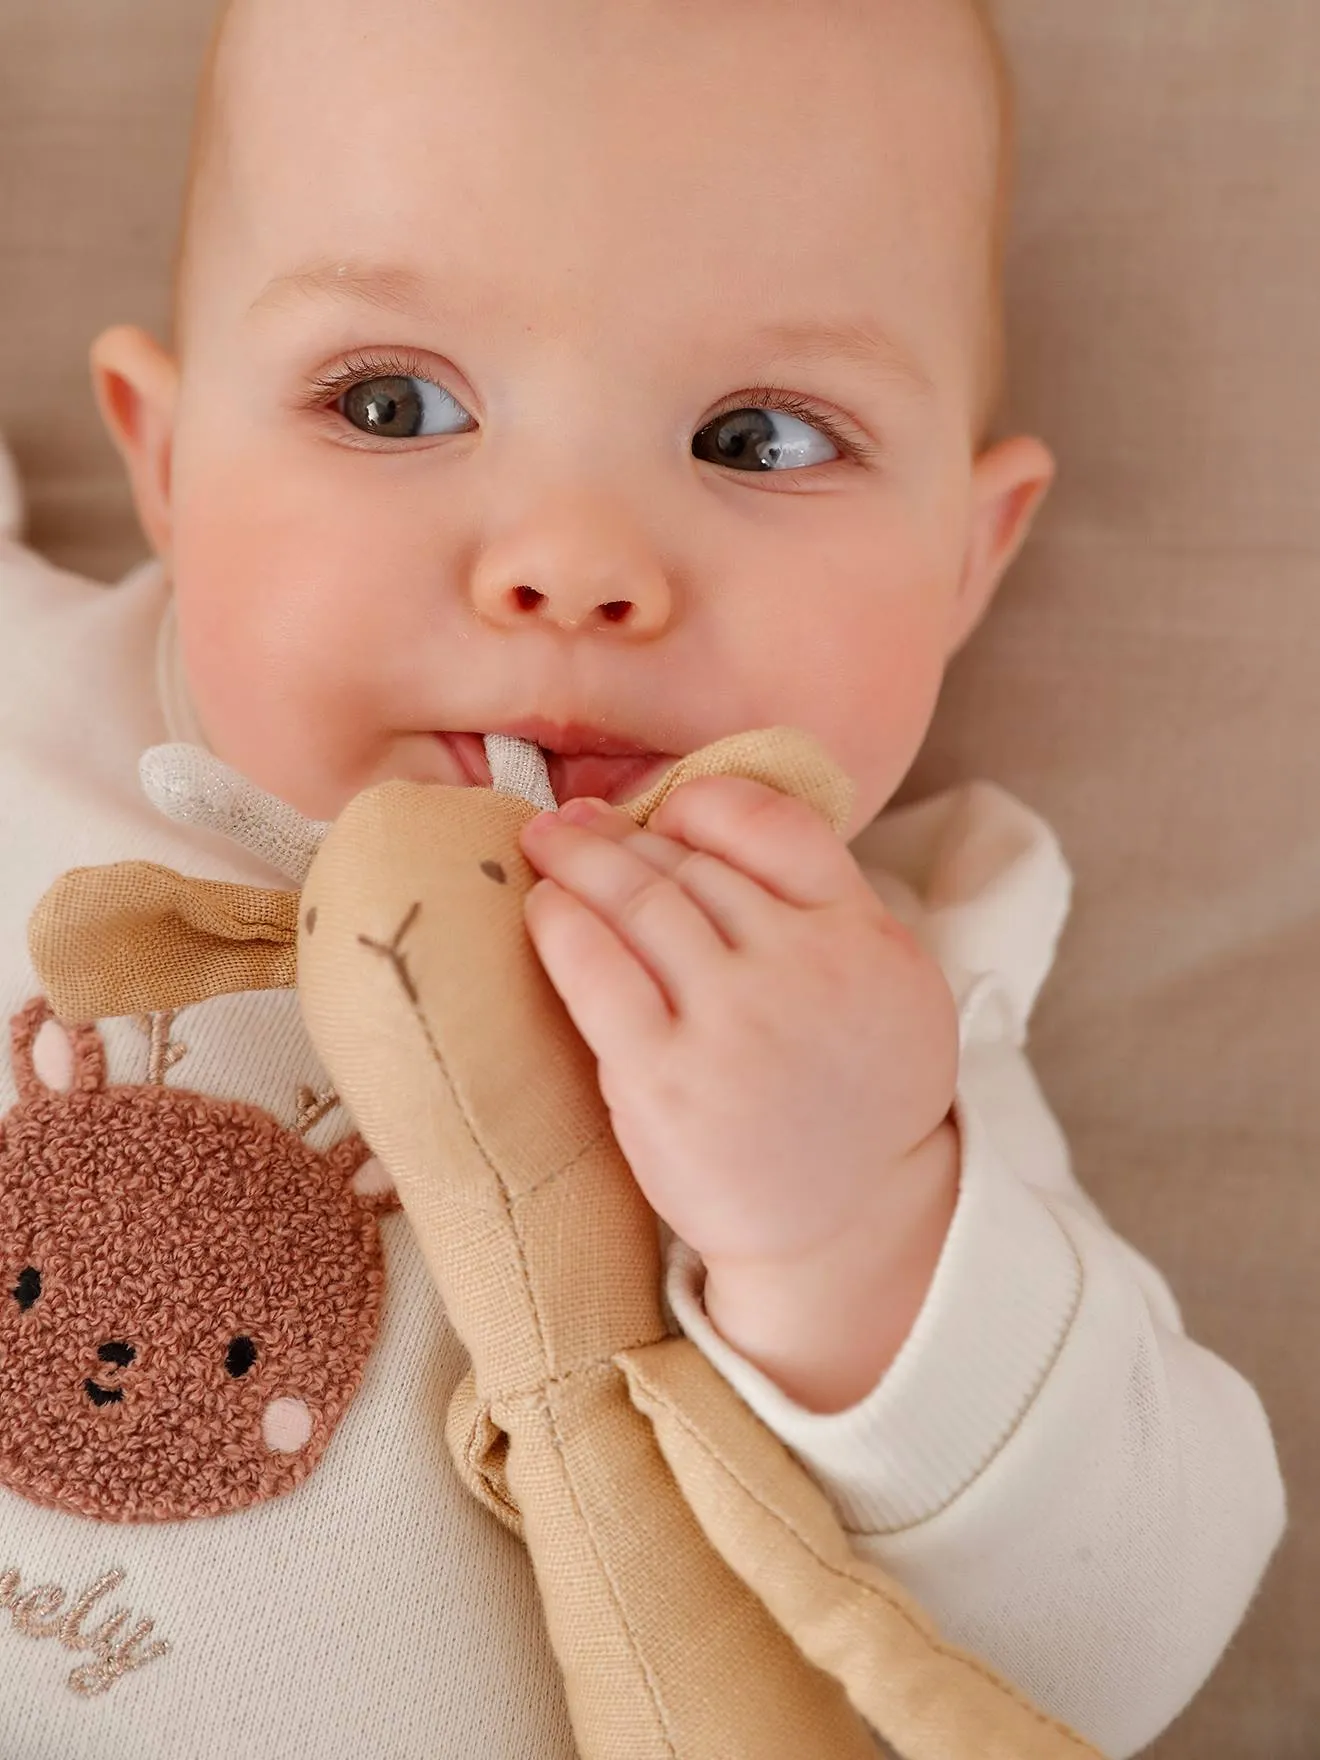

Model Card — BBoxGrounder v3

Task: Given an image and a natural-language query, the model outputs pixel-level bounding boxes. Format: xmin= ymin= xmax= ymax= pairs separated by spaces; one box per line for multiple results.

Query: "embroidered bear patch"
xmin=0 ymin=998 xmax=400 ymax=1522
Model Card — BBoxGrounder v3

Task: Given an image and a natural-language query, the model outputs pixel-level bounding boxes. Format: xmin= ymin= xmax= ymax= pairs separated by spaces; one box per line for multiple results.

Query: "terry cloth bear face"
xmin=0 ymin=998 xmax=399 ymax=1523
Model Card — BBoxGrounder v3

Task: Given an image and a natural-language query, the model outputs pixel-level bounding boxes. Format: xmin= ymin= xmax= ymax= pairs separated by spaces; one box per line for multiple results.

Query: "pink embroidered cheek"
xmin=261 ymin=1396 xmax=314 ymax=1454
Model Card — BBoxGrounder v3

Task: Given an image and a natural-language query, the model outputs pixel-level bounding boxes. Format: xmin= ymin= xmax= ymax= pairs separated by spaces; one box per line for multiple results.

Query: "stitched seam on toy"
xmin=631 ymin=1371 xmax=1098 ymax=1755
xmin=512 ymin=1123 xmax=617 ymax=1203
xmin=357 ymin=908 xmax=561 ymax=1374
xmin=361 ymin=902 xmax=679 ymax=1752
xmin=522 ymin=1390 xmax=682 ymax=1754
xmin=494 ymin=1348 xmax=669 ymax=1408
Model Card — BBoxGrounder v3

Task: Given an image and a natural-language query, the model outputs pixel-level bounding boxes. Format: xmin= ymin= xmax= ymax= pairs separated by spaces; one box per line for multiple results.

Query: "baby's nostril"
xmin=98 ymin=1340 xmax=135 ymax=1367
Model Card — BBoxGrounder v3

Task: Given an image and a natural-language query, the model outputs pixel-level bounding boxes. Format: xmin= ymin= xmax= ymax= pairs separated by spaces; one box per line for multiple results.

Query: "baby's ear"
xmin=89 ymin=325 xmax=180 ymax=564
xmin=948 ymin=433 xmax=1056 ymax=656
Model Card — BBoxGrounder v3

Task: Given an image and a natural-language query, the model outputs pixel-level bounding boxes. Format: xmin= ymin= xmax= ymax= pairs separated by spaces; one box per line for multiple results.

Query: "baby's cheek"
xmin=169 ymin=504 xmax=384 ymax=814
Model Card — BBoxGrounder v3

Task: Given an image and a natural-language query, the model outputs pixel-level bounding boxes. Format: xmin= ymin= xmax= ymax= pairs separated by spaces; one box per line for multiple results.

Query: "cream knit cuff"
xmin=664 ymin=1079 xmax=1084 ymax=1535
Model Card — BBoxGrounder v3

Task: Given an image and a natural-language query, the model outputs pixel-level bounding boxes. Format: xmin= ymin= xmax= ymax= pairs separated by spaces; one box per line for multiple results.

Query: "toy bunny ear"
xmin=139 ymin=744 xmax=332 ymax=884
xmin=28 ymin=862 xmax=299 ymax=1023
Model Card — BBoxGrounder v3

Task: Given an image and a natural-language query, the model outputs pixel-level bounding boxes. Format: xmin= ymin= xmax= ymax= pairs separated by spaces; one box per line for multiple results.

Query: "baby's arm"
xmin=667 ymin=1024 xmax=1286 ymax=1760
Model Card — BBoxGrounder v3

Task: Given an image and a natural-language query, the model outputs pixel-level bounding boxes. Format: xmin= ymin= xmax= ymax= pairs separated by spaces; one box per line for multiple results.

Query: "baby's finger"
xmin=646 ymin=775 xmax=858 ymax=910
xmin=523 ymin=877 xmax=674 ymax=1059
xmin=567 ymin=810 xmax=694 ymax=877
xmin=543 ymin=798 xmax=792 ymax=952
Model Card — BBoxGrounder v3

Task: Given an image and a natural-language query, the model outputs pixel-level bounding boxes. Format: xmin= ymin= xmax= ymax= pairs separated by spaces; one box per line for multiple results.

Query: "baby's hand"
xmin=518 ymin=777 xmax=962 ymax=1411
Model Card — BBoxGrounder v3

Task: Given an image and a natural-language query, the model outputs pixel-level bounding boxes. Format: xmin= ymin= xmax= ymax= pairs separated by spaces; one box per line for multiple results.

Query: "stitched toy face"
xmin=0 ymin=999 xmax=399 ymax=1523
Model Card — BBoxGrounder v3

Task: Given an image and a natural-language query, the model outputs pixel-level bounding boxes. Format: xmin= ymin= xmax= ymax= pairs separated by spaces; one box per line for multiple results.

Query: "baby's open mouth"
xmin=440 ymin=732 xmax=677 ymax=806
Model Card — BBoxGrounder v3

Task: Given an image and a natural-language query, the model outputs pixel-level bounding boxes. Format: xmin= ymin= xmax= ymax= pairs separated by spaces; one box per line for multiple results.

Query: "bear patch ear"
xmin=11 ymin=998 xmax=106 ymax=1102
xmin=351 ymin=1155 xmax=392 ymax=1197
xmin=330 ymin=1137 xmax=401 ymax=1215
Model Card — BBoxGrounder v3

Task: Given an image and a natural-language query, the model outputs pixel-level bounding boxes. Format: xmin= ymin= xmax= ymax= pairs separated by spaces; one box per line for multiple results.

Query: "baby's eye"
xmin=337 ymin=375 xmax=474 ymax=441
xmin=692 ymin=405 xmax=841 ymax=473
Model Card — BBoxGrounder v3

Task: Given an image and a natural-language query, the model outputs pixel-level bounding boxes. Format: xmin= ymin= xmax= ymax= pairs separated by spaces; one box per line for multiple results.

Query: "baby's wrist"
xmin=700 ymin=1118 xmax=961 ymax=1415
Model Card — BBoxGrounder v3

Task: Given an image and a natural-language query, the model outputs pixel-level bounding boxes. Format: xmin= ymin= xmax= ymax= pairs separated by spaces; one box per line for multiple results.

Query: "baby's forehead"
xmin=193 ymin=0 xmax=1003 ymax=231
xmin=178 ymin=0 xmax=1006 ymax=409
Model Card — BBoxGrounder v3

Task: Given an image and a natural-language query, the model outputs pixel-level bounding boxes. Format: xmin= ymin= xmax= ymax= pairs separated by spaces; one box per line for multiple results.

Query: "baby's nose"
xmin=509 ymin=582 xmax=636 ymax=625
xmin=468 ymin=496 xmax=672 ymax=635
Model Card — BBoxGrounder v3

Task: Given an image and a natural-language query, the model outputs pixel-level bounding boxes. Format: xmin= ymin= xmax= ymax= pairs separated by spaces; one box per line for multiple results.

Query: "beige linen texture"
xmin=30 ymin=727 xmax=1101 ymax=1760
xmin=1 ymin=2 xmax=1316 ymax=1752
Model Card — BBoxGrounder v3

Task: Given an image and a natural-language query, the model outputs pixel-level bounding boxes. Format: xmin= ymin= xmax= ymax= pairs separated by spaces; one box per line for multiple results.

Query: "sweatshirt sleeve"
xmin=663 ymin=784 xmax=1287 ymax=1760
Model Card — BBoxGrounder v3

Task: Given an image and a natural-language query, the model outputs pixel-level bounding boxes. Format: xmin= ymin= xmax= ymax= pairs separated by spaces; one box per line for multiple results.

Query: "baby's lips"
xmin=439 ymin=732 xmax=674 ymax=805
xmin=440 ymin=730 xmax=494 ymax=785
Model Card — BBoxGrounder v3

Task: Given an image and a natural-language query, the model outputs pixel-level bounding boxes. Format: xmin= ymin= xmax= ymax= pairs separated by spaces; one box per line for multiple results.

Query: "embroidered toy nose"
xmin=98 ymin=1341 xmax=135 ymax=1367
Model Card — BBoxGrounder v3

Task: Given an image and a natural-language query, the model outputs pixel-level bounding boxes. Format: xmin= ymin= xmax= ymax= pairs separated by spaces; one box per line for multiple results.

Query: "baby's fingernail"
xmin=558 ymin=796 xmax=611 ymax=825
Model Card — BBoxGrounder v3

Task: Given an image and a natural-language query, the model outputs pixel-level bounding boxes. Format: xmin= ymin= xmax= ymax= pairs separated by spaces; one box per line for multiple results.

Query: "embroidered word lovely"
xmin=0 ymin=1565 xmax=170 ymax=1694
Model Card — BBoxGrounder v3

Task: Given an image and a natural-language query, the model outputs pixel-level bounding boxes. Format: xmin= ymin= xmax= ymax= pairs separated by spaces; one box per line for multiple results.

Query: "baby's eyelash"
xmin=301 ymin=354 xmax=879 ymax=465
xmin=301 ymin=348 xmax=437 ymax=406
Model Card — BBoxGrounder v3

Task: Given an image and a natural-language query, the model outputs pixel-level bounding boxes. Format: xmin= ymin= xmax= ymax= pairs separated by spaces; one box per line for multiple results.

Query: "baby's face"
xmin=97 ymin=0 xmax=1052 ymax=840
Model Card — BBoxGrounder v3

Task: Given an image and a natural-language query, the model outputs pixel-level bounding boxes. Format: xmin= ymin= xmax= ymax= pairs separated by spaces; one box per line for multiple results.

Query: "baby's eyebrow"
xmin=747 ymin=318 xmax=934 ymax=398
xmin=247 ymin=260 xmax=449 ymax=326
xmin=247 ymin=257 xmax=934 ymax=396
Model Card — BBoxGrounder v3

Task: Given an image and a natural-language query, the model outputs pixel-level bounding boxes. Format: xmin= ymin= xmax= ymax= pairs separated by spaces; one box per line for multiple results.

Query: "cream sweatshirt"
xmin=0 ymin=448 xmax=1285 ymax=1759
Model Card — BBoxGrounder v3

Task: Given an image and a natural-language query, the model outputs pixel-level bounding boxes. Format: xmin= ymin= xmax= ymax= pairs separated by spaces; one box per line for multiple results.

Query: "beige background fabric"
xmin=0 ymin=2 xmax=1316 ymax=1752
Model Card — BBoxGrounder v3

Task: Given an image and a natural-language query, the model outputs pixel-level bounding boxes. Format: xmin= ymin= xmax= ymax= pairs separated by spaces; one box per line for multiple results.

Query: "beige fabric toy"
xmin=30 ymin=726 xmax=1100 ymax=1760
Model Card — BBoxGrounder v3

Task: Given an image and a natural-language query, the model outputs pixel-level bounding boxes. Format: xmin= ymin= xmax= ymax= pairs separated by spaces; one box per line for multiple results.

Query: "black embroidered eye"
xmin=12 ymin=1267 xmax=40 ymax=1310
xmin=225 ymin=1335 xmax=258 ymax=1378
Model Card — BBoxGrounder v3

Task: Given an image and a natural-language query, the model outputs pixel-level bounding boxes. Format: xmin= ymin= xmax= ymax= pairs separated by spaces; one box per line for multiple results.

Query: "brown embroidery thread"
xmin=0 ymin=1565 xmax=170 ymax=1696
xmin=133 ymin=1012 xmax=188 ymax=1085
xmin=296 ymin=1084 xmax=339 ymax=1134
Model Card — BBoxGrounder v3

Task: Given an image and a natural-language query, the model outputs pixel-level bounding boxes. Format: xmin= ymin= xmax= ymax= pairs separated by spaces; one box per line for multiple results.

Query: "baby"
xmin=0 ymin=0 xmax=1285 ymax=1755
